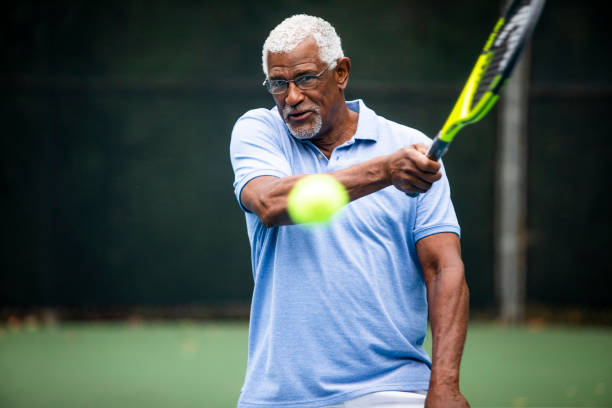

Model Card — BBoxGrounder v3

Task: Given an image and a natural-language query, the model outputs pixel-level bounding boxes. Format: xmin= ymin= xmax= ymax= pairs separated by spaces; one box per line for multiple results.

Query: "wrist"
xmin=429 ymin=379 xmax=460 ymax=391
xmin=429 ymin=368 xmax=460 ymax=390
xmin=377 ymin=153 xmax=393 ymax=186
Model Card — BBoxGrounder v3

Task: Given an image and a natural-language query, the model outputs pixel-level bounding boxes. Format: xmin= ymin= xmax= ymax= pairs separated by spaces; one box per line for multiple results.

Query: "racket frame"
xmin=425 ymin=0 xmax=545 ymax=161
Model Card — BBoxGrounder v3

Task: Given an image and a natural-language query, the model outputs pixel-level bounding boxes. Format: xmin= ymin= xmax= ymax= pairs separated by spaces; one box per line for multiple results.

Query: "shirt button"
xmin=318 ymin=154 xmax=323 ymax=159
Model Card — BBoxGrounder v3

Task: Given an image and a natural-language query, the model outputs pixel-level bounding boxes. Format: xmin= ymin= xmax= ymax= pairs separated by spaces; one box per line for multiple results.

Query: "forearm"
xmin=427 ymin=266 xmax=469 ymax=389
xmin=332 ymin=154 xmax=391 ymax=200
xmin=243 ymin=143 xmax=442 ymax=226
xmin=245 ymin=154 xmax=391 ymax=226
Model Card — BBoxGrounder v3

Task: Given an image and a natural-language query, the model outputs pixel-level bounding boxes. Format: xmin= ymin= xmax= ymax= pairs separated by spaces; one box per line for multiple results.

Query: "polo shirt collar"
xmin=346 ymin=99 xmax=379 ymax=142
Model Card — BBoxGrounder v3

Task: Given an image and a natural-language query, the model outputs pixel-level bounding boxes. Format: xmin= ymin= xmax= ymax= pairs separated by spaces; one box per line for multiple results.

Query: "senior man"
xmin=230 ymin=14 xmax=469 ymax=408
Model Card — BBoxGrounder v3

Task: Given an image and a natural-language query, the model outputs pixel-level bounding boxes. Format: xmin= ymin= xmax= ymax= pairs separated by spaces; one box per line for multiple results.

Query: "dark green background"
xmin=1 ymin=1 xmax=610 ymax=309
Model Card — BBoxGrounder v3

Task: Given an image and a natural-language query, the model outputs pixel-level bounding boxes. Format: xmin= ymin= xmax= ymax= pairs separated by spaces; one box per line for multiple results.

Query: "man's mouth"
xmin=287 ymin=110 xmax=313 ymax=121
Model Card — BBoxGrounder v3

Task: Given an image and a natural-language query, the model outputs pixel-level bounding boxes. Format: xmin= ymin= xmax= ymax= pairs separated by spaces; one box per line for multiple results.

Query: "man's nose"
xmin=285 ymin=82 xmax=304 ymax=106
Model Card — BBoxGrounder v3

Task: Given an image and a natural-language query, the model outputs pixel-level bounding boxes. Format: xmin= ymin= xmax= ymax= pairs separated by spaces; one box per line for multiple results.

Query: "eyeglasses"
xmin=262 ymin=62 xmax=336 ymax=95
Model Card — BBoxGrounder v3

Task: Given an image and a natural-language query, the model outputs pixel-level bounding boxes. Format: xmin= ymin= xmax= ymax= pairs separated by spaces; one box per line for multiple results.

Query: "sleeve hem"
xmin=413 ymin=224 xmax=461 ymax=243
xmin=234 ymin=170 xmax=287 ymax=213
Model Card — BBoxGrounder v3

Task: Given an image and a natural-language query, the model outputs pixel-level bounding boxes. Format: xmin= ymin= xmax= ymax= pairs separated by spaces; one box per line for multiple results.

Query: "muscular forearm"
xmin=243 ymin=144 xmax=442 ymax=227
xmin=417 ymin=233 xmax=469 ymax=407
xmin=245 ymin=155 xmax=391 ymax=226
xmin=427 ymin=267 xmax=469 ymax=389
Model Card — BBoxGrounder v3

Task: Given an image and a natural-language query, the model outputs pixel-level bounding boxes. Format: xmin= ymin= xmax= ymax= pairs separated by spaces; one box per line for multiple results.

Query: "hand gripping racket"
xmin=409 ymin=0 xmax=546 ymax=196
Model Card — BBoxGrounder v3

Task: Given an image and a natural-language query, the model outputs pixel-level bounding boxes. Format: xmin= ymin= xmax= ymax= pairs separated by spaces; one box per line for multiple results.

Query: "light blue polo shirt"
xmin=230 ymin=99 xmax=460 ymax=408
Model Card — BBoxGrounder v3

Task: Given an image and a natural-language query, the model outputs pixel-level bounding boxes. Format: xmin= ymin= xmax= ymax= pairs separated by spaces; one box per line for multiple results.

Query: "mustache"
xmin=282 ymin=105 xmax=320 ymax=120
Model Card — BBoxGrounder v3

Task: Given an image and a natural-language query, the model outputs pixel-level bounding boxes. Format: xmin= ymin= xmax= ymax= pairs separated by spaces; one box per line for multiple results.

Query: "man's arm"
xmin=417 ymin=232 xmax=470 ymax=408
xmin=241 ymin=144 xmax=441 ymax=226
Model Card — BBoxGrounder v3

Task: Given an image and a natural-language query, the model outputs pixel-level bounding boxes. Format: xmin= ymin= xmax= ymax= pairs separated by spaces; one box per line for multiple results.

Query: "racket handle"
xmin=406 ymin=133 xmax=450 ymax=197
xmin=427 ymin=133 xmax=450 ymax=161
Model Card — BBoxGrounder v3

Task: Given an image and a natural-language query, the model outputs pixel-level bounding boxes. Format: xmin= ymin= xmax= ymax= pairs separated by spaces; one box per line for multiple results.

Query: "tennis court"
xmin=2 ymin=2 xmax=611 ymax=408
xmin=1 ymin=320 xmax=610 ymax=408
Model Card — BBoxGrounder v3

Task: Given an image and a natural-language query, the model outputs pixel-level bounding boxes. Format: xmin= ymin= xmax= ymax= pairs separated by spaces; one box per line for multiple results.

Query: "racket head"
xmin=439 ymin=0 xmax=546 ymax=144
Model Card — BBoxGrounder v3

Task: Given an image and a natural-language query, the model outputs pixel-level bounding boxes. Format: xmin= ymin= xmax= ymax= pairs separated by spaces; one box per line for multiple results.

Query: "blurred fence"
xmin=1 ymin=1 xmax=610 ymax=314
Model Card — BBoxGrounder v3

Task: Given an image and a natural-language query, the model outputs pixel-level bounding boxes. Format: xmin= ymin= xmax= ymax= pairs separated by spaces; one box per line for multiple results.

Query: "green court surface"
xmin=0 ymin=321 xmax=610 ymax=408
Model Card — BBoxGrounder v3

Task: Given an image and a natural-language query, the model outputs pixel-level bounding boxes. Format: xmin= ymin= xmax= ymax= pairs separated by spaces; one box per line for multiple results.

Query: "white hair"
xmin=262 ymin=14 xmax=344 ymax=76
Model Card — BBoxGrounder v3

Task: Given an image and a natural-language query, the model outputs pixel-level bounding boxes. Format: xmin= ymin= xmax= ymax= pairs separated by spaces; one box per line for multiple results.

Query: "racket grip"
xmin=427 ymin=133 xmax=450 ymax=161
xmin=406 ymin=133 xmax=450 ymax=197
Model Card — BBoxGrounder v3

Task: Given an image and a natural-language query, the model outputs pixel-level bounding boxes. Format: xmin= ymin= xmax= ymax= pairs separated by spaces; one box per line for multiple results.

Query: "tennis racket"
xmin=409 ymin=0 xmax=546 ymax=196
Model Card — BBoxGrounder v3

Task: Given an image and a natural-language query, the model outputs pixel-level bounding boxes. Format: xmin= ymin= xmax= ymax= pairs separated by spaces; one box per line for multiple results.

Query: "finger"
xmin=411 ymin=144 xmax=443 ymax=173
xmin=424 ymin=158 xmax=442 ymax=174
xmin=421 ymin=169 xmax=442 ymax=183
xmin=421 ymin=156 xmax=442 ymax=173
xmin=406 ymin=183 xmax=429 ymax=194
xmin=407 ymin=148 xmax=441 ymax=173
xmin=405 ymin=167 xmax=443 ymax=191
xmin=397 ymin=180 xmax=428 ymax=194
xmin=403 ymin=171 xmax=433 ymax=191
xmin=413 ymin=143 xmax=429 ymax=155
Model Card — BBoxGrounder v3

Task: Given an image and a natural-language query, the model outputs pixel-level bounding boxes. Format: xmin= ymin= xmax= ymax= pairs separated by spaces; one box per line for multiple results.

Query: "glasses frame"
xmin=262 ymin=62 xmax=337 ymax=95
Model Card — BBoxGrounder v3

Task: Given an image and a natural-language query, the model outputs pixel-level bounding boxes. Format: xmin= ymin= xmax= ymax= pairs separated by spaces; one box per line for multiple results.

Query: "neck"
xmin=311 ymin=101 xmax=358 ymax=158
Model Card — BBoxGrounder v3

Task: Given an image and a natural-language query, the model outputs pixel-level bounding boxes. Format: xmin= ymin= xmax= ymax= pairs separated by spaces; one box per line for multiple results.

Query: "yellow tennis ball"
xmin=287 ymin=174 xmax=349 ymax=224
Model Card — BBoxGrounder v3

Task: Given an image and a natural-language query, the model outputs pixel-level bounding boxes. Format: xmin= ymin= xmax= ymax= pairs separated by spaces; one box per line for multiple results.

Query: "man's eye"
xmin=270 ymin=80 xmax=287 ymax=86
xmin=295 ymin=75 xmax=316 ymax=85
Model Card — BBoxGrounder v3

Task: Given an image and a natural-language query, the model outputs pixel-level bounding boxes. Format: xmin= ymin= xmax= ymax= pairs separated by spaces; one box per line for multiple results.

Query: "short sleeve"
xmin=230 ymin=109 xmax=292 ymax=212
xmin=413 ymin=161 xmax=461 ymax=242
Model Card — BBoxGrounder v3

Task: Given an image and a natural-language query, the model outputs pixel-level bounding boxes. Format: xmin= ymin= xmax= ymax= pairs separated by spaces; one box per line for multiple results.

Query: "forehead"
xmin=267 ymin=37 xmax=324 ymax=76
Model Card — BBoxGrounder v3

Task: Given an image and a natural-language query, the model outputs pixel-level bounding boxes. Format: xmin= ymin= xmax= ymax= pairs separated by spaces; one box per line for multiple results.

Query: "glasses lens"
xmin=266 ymin=80 xmax=287 ymax=94
xmin=295 ymin=76 xmax=317 ymax=89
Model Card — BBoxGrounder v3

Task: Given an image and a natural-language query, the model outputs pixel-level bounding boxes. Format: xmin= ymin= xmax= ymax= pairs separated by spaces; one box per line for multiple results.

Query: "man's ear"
xmin=335 ymin=57 xmax=351 ymax=90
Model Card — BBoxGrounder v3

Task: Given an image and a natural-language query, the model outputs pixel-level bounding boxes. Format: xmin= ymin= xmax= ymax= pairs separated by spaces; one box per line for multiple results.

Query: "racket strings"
xmin=472 ymin=41 xmax=510 ymax=105
xmin=471 ymin=2 xmax=535 ymax=108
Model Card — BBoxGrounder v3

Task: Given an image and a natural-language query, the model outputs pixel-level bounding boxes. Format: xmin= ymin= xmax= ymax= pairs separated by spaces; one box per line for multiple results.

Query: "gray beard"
xmin=283 ymin=106 xmax=322 ymax=140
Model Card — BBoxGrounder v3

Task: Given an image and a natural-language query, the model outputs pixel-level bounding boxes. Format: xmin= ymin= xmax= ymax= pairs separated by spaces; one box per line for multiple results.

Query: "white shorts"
xmin=324 ymin=390 xmax=428 ymax=408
